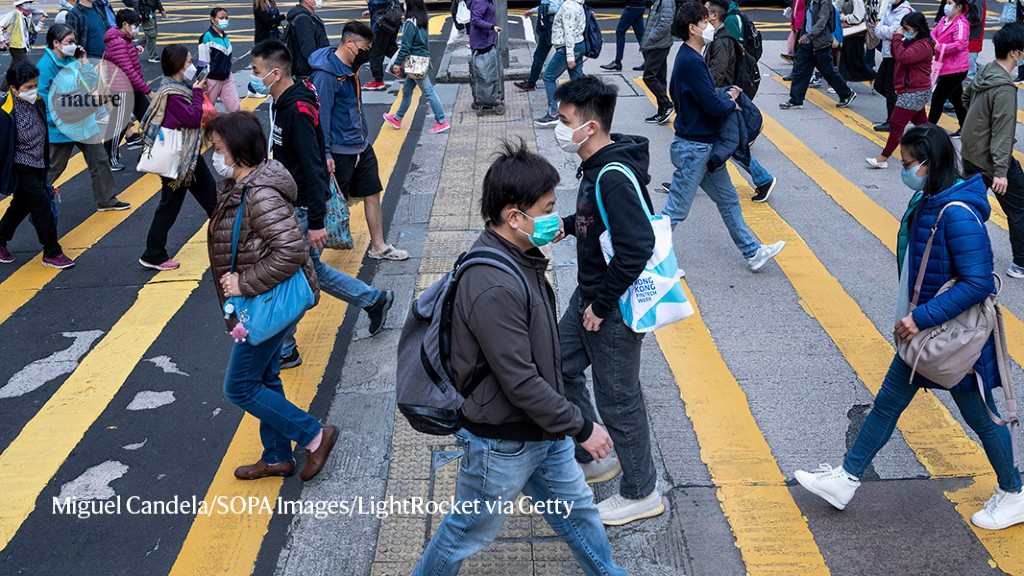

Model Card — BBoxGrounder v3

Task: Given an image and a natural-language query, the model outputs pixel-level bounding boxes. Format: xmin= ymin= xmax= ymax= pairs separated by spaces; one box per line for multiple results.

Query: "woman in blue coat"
xmin=794 ymin=125 xmax=1023 ymax=530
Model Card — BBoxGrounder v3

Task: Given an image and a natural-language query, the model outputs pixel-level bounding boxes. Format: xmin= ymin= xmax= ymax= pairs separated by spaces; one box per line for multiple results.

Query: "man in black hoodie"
xmin=552 ymin=76 xmax=664 ymax=527
xmin=252 ymin=41 xmax=394 ymax=370
xmin=286 ymin=0 xmax=329 ymax=78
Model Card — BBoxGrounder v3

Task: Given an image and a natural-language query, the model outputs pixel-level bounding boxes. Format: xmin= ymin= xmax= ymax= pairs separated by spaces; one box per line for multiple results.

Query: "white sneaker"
xmin=597 ymin=489 xmax=666 ymax=526
xmin=865 ymin=157 xmax=888 ymax=169
xmin=747 ymin=241 xmax=785 ymax=272
xmin=580 ymin=454 xmax=622 ymax=484
xmin=971 ymin=486 xmax=1024 ymax=530
xmin=794 ymin=464 xmax=861 ymax=510
xmin=1007 ymin=263 xmax=1024 ymax=279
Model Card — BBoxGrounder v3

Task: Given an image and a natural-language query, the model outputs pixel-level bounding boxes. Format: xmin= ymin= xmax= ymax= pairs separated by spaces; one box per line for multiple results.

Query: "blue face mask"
xmin=903 ymin=30 xmax=915 ymax=40
xmin=217 ymin=18 xmax=229 ymax=30
xmin=517 ymin=210 xmax=561 ymax=247
xmin=901 ymin=162 xmax=928 ymax=191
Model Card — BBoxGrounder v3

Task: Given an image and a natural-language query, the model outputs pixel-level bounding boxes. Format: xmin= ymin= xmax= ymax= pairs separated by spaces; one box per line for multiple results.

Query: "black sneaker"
xmin=534 ymin=114 xmax=558 ymax=128
xmin=644 ymin=111 xmax=661 ymax=123
xmin=124 ymin=133 xmax=144 ymax=149
xmin=782 ymin=74 xmax=793 ymax=82
xmin=632 ymin=64 xmax=645 ymax=71
xmin=658 ymin=182 xmax=671 ymax=193
xmin=109 ymin=159 xmax=125 ymax=172
xmin=514 ymin=81 xmax=536 ymax=92
xmin=836 ymin=91 xmax=857 ymax=108
xmin=280 ymin=348 xmax=302 ymax=369
xmin=873 ymin=122 xmax=890 ymax=132
xmin=97 ymin=200 xmax=130 ymax=212
xmin=752 ymin=177 xmax=776 ymax=203
xmin=366 ymin=290 xmax=394 ymax=336
xmin=779 ymin=100 xmax=803 ymax=110
xmin=654 ymin=110 xmax=672 ymax=124
xmin=599 ymin=61 xmax=622 ymax=71
xmin=950 ymin=129 xmax=962 ymax=139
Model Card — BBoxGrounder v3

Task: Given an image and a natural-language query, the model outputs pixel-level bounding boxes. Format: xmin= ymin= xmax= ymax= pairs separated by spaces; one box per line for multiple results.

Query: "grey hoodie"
xmin=962 ymin=60 xmax=1018 ymax=178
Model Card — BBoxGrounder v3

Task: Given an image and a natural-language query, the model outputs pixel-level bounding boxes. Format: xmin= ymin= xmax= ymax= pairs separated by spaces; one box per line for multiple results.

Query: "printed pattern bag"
xmin=403 ymin=55 xmax=430 ymax=80
xmin=323 ymin=174 xmax=353 ymax=250
xmin=595 ymin=162 xmax=693 ymax=333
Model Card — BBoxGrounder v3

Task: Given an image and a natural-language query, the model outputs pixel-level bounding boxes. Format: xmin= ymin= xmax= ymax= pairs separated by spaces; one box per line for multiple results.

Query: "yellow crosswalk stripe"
xmin=167 ymin=92 xmax=419 ymax=576
xmin=0 ymin=96 xmax=269 ymax=553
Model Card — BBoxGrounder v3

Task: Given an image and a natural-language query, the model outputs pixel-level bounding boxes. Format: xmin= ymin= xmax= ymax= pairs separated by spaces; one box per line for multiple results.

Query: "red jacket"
xmin=102 ymin=28 xmax=151 ymax=95
xmin=892 ymin=34 xmax=935 ymax=95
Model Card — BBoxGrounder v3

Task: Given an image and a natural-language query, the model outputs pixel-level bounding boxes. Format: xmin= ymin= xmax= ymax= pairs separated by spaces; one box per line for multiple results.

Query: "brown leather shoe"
xmin=300 ymin=424 xmax=338 ymax=481
xmin=234 ymin=459 xmax=296 ymax=480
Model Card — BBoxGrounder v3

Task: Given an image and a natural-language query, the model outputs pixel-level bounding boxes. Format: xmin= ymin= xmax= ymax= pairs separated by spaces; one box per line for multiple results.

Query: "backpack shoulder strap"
xmin=595 ymin=161 xmax=652 ymax=235
xmin=910 ymin=200 xmax=982 ymax=306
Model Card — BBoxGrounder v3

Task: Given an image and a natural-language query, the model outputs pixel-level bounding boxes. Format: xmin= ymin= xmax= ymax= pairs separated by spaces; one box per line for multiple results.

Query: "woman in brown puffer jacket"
xmin=205 ymin=111 xmax=338 ymax=483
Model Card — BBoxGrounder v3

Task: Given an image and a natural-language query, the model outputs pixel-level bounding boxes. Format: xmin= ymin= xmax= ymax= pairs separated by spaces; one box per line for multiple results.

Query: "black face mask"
xmin=353 ymin=47 xmax=370 ymax=69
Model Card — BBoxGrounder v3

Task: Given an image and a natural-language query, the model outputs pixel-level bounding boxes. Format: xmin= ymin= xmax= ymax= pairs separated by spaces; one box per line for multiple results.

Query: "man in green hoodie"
xmin=962 ymin=23 xmax=1024 ymax=278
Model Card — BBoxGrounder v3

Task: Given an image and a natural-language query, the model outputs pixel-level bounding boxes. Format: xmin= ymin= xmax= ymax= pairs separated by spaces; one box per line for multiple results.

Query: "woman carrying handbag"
xmin=381 ymin=0 xmax=450 ymax=134
xmin=137 ymin=44 xmax=217 ymax=272
xmin=796 ymin=125 xmax=1023 ymax=530
xmin=206 ymin=111 xmax=338 ymax=482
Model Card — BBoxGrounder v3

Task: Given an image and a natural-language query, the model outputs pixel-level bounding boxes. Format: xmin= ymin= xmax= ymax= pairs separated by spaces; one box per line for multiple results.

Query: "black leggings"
xmin=928 ymin=71 xmax=967 ymax=127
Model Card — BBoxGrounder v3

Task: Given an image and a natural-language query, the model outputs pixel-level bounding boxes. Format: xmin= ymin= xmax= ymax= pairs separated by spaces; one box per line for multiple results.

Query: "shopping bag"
xmin=137 ymin=126 xmax=182 ymax=178
xmin=456 ymin=0 xmax=471 ymax=24
xmin=595 ymin=162 xmax=694 ymax=333
xmin=323 ymin=174 xmax=353 ymax=250
xmin=201 ymin=93 xmax=218 ymax=128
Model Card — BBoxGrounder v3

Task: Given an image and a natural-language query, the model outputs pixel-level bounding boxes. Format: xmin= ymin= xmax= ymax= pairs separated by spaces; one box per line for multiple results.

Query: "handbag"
xmin=843 ymin=22 xmax=868 ymax=37
xmin=223 ymin=187 xmax=316 ymax=345
xmin=895 ymin=202 xmax=996 ymax=389
xmin=865 ymin=19 xmax=881 ymax=50
xmin=403 ymin=54 xmax=430 ymax=80
xmin=930 ymin=43 xmax=946 ymax=89
xmin=323 ymin=174 xmax=354 ymax=250
xmin=201 ymin=92 xmax=218 ymax=128
xmin=595 ymin=163 xmax=694 ymax=333
xmin=378 ymin=0 xmax=404 ymax=34
xmin=136 ymin=126 xmax=182 ymax=178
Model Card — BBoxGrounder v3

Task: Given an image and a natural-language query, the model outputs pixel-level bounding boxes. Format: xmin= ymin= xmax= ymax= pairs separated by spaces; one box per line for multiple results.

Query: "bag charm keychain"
xmin=223 ymin=301 xmax=249 ymax=342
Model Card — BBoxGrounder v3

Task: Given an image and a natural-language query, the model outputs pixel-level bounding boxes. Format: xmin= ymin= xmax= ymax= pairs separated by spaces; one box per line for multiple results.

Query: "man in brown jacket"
xmin=413 ymin=142 xmax=625 ymax=576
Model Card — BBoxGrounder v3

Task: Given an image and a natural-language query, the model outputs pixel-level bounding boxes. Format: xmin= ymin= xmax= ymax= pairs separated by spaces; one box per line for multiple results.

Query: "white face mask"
xmin=59 ymin=42 xmax=77 ymax=57
xmin=16 ymin=88 xmax=37 ymax=104
xmin=130 ymin=25 xmax=140 ymax=36
xmin=554 ymin=120 xmax=591 ymax=154
xmin=183 ymin=63 xmax=197 ymax=81
xmin=212 ymin=152 xmax=235 ymax=178
xmin=313 ymin=0 xmax=323 ymax=8
xmin=701 ymin=22 xmax=716 ymax=44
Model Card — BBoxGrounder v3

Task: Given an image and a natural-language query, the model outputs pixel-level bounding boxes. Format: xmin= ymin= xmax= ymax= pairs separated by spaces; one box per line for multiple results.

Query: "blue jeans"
xmin=281 ymin=208 xmax=381 ymax=357
xmin=735 ymin=153 xmax=773 ymax=188
xmin=844 ymin=356 xmax=1023 ymax=493
xmin=527 ymin=17 xmax=553 ymax=85
xmin=968 ymin=51 xmax=980 ymax=82
xmin=614 ymin=5 xmax=646 ymax=63
xmin=664 ymin=137 xmax=760 ymax=259
xmin=544 ymin=42 xmax=586 ymax=116
xmin=413 ymin=429 xmax=628 ymax=576
xmin=223 ymin=325 xmax=323 ymax=465
xmin=396 ymin=74 xmax=446 ymax=123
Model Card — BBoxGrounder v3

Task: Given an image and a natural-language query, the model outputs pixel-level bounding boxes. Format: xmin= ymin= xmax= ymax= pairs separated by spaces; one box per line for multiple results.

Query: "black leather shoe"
xmin=873 ymin=122 xmax=890 ymax=132
xmin=599 ymin=61 xmax=622 ymax=71
xmin=632 ymin=64 xmax=645 ymax=71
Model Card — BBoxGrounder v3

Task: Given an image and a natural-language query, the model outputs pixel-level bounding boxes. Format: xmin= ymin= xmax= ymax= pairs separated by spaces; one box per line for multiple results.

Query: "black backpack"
xmin=730 ymin=37 xmax=761 ymax=100
xmin=729 ymin=7 xmax=763 ymax=61
xmin=377 ymin=0 xmax=404 ymax=35
xmin=583 ymin=5 xmax=603 ymax=59
xmin=395 ymin=248 xmax=531 ymax=436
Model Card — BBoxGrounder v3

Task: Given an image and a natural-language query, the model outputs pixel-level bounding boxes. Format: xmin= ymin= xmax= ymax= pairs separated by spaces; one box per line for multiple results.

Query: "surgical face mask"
xmin=212 ymin=152 xmax=235 ymax=178
xmin=183 ymin=63 xmax=197 ymax=81
xmin=554 ymin=120 xmax=591 ymax=154
xmin=16 ymin=88 xmax=37 ymax=104
xmin=251 ymin=69 xmax=278 ymax=96
xmin=701 ymin=22 xmax=716 ymax=44
xmin=59 ymin=42 xmax=77 ymax=57
xmin=903 ymin=29 xmax=915 ymax=40
xmin=313 ymin=0 xmax=323 ymax=8
xmin=901 ymin=162 xmax=927 ymax=191
xmin=517 ymin=210 xmax=561 ymax=247
xmin=943 ymin=3 xmax=955 ymax=16
xmin=130 ymin=25 xmax=140 ymax=36
xmin=217 ymin=18 xmax=230 ymax=30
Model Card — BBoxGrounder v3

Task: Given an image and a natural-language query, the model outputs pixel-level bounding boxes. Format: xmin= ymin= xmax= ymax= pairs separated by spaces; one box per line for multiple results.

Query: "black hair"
xmin=5 ymin=60 xmax=38 ymax=91
xmin=205 ymin=112 xmax=268 ymax=169
xmin=210 ymin=7 xmax=227 ymax=19
xmin=900 ymin=125 xmax=960 ymax=197
xmin=552 ymin=75 xmax=617 ymax=133
xmin=342 ymin=20 xmax=374 ymax=42
xmin=900 ymin=12 xmax=930 ymax=39
xmin=673 ymin=0 xmax=709 ymax=41
xmin=406 ymin=0 xmax=429 ymax=28
xmin=706 ymin=0 xmax=729 ymax=19
xmin=161 ymin=44 xmax=191 ymax=77
xmin=252 ymin=40 xmax=292 ymax=75
xmin=116 ymin=8 xmax=141 ymax=29
xmin=46 ymin=24 xmax=74 ymax=51
xmin=481 ymin=139 xmax=560 ymax=226
xmin=994 ymin=22 xmax=1024 ymax=59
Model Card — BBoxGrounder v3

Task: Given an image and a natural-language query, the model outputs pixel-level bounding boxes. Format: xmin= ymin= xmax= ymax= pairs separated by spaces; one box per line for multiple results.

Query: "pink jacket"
xmin=102 ymin=28 xmax=151 ymax=95
xmin=931 ymin=13 xmax=970 ymax=75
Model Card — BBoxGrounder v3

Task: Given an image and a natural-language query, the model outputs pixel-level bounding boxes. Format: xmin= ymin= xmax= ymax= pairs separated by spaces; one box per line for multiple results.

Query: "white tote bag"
xmin=136 ymin=126 xmax=182 ymax=179
xmin=456 ymin=0 xmax=471 ymax=24
xmin=595 ymin=162 xmax=694 ymax=333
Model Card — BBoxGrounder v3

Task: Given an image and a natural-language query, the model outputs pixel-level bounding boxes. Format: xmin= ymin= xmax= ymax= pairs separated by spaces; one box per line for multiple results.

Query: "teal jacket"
xmin=37 ymin=47 xmax=100 ymax=144
xmin=395 ymin=19 xmax=429 ymax=65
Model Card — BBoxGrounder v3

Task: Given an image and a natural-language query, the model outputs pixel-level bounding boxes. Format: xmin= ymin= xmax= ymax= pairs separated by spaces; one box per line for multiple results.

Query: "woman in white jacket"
xmin=872 ymin=0 xmax=915 ymax=130
xmin=534 ymin=0 xmax=586 ymax=127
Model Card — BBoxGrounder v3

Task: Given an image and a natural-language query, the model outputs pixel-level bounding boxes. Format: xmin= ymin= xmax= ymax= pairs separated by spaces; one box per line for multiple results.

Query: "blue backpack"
xmin=583 ymin=5 xmax=602 ymax=59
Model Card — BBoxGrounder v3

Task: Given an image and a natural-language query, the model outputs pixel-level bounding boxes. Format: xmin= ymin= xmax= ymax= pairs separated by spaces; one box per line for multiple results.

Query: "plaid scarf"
xmin=139 ymin=78 xmax=203 ymax=190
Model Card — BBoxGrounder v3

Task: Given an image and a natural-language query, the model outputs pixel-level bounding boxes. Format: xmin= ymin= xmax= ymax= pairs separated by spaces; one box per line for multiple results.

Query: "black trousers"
xmin=141 ymin=155 xmax=217 ymax=265
xmin=839 ymin=34 xmax=876 ymax=82
xmin=874 ymin=57 xmax=897 ymax=120
xmin=0 ymin=165 xmax=60 ymax=258
xmin=928 ymin=71 xmax=967 ymax=127
xmin=789 ymin=42 xmax=852 ymax=104
xmin=965 ymin=158 xmax=1024 ymax=267
xmin=642 ymin=47 xmax=672 ymax=112
xmin=369 ymin=27 xmax=398 ymax=83
xmin=104 ymin=91 xmax=151 ymax=163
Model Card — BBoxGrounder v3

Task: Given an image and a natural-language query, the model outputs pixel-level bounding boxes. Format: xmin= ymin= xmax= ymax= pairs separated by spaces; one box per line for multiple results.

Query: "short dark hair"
xmin=900 ymin=124 xmax=960 ymax=197
xmin=706 ymin=0 xmax=728 ymax=19
xmin=673 ymin=0 xmax=709 ymax=40
xmin=46 ymin=24 xmax=74 ymax=51
xmin=252 ymin=40 xmax=292 ymax=75
xmin=205 ymin=111 xmax=268 ymax=169
xmin=994 ymin=22 xmax=1024 ymax=59
xmin=116 ymin=8 xmax=141 ymax=28
xmin=553 ymin=76 xmax=617 ymax=133
xmin=211 ymin=7 xmax=227 ymax=18
xmin=342 ymin=20 xmax=373 ymax=42
xmin=481 ymin=139 xmax=560 ymax=226
xmin=5 ymin=60 xmax=38 ymax=91
xmin=900 ymin=12 xmax=930 ymax=39
xmin=161 ymin=44 xmax=191 ymax=77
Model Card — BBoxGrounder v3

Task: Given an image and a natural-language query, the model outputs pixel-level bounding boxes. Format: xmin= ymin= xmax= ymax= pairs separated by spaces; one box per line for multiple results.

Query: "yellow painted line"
xmin=167 ymin=92 xmax=420 ymax=576
xmin=757 ymin=113 xmax=1024 ymax=574
xmin=632 ymin=78 xmax=830 ymax=575
xmin=429 ymin=13 xmax=447 ymax=36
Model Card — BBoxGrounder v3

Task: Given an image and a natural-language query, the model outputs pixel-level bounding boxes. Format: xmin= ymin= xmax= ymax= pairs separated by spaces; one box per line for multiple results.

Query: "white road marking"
xmin=126 ymin=391 xmax=176 ymax=411
xmin=143 ymin=355 xmax=190 ymax=376
xmin=57 ymin=460 xmax=129 ymax=501
xmin=122 ymin=439 xmax=148 ymax=451
xmin=0 ymin=330 xmax=104 ymax=399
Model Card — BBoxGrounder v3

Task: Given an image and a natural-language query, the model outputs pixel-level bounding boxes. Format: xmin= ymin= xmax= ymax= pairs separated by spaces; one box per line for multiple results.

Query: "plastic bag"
xmin=201 ymin=93 xmax=218 ymax=128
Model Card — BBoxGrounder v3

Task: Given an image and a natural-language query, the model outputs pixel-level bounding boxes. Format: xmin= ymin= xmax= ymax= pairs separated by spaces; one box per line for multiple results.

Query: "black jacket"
xmin=286 ymin=5 xmax=329 ymax=77
xmin=563 ymin=135 xmax=656 ymax=319
xmin=122 ymin=0 xmax=163 ymax=20
xmin=272 ymin=79 xmax=329 ymax=229
xmin=254 ymin=2 xmax=286 ymax=44
xmin=0 ymin=94 xmax=50 ymax=197
xmin=709 ymin=90 xmax=762 ymax=172
xmin=705 ymin=26 xmax=739 ymax=87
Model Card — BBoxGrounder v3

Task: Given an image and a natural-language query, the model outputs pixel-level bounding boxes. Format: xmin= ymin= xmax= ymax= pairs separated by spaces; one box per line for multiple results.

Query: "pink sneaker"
xmin=139 ymin=258 xmax=180 ymax=271
xmin=382 ymin=113 xmax=402 ymax=129
xmin=428 ymin=120 xmax=450 ymax=134
xmin=42 ymin=253 xmax=75 ymax=269
xmin=0 ymin=244 xmax=13 ymax=263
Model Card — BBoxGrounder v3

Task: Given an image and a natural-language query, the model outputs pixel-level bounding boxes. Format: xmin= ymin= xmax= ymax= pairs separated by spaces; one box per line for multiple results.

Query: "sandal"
xmin=368 ymin=244 xmax=409 ymax=261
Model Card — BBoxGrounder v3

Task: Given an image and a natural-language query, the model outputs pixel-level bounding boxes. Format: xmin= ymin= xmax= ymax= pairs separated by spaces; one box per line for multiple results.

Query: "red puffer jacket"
xmin=102 ymin=28 xmax=151 ymax=95
xmin=891 ymin=34 xmax=935 ymax=95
